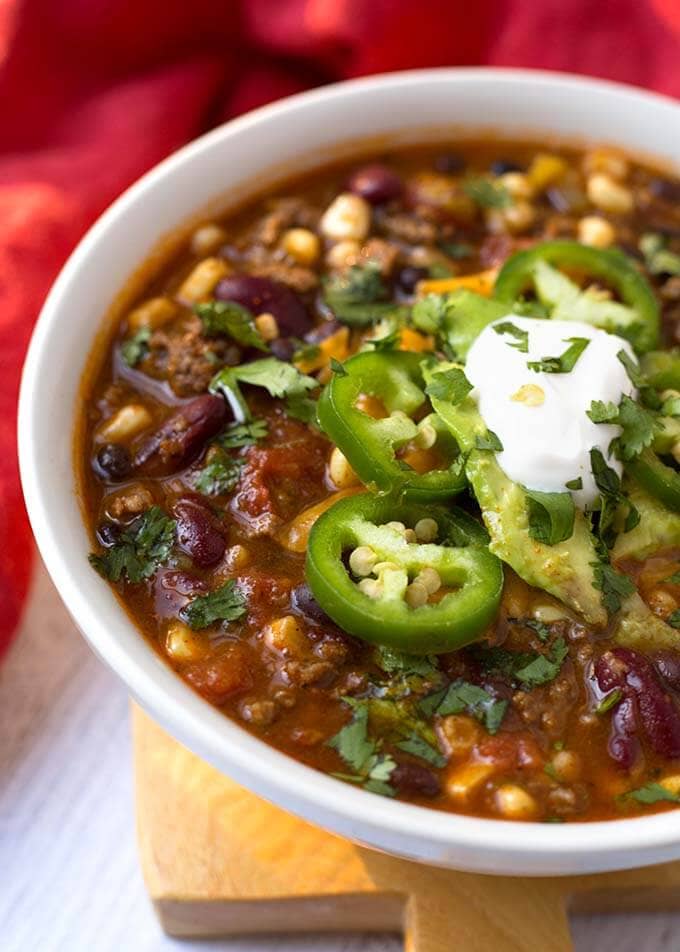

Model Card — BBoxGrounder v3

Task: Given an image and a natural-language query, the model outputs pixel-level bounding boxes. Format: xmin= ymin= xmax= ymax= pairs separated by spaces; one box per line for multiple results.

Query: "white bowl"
xmin=19 ymin=68 xmax=680 ymax=876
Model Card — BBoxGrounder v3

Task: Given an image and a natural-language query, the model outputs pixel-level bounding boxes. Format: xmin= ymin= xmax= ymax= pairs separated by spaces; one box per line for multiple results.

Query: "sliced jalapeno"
xmin=317 ymin=351 xmax=466 ymax=502
xmin=305 ymin=493 xmax=504 ymax=654
xmin=494 ymin=240 xmax=660 ymax=354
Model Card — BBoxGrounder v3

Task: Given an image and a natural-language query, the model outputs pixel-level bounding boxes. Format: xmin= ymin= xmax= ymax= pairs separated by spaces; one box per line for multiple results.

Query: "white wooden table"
xmin=1 ymin=561 xmax=678 ymax=952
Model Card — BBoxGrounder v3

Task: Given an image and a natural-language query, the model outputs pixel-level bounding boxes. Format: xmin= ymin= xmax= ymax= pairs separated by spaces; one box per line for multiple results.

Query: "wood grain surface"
xmin=2 ymin=560 xmax=680 ymax=951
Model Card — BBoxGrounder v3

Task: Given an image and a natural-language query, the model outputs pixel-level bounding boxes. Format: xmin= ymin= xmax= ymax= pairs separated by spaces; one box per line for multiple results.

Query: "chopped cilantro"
xmin=639 ymin=233 xmax=680 ymax=277
xmin=525 ymin=489 xmax=575 ymax=546
xmin=217 ymin=418 xmax=268 ymax=449
xmin=523 ymin=618 xmax=552 ymax=642
xmin=425 ymin=366 xmax=473 ymax=405
xmin=421 ymin=679 xmax=508 ymax=735
xmin=514 ymin=638 xmax=569 ymax=689
xmin=396 ymin=734 xmax=446 ymax=768
xmin=196 ymin=300 xmax=268 ymax=351
xmin=527 ymin=337 xmax=590 ymax=374
xmin=475 ymin=430 xmax=503 ymax=452
xmin=596 ymin=688 xmax=623 ymax=714
xmin=375 ymin=647 xmax=439 ymax=678
xmin=668 ymin=610 xmax=680 ymax=629
xmin=624 ymin=782 xmax=680 ymax=805
xmin=89 ymin=506 xmax=175 ymax=583
xmin=327 ymin=701 xmax=397 ymax=797
xmin=330 ymin=357 xmax=348 ymax=376
xmin=285 ymin=393 xmax=318 ymax=424
xmin=463 ymin=177 xmax=511 ymax=209
xmin=589 ymin=447 xmax=638 ymax=549
xmin=193 ymin=452 xmax=242 ymax=496
xmin=493 ymin=321 xmax=529 ymax=353
xmin=565 ymin=477 xmax=583 ymax=491
xmin=181 ymin=580 xmax=247 ymax=630
xmin=366 ymin=328 xmax=400 ymax=352
xmin=587 ymin=400 xmax=619 ymax=424
xmin=591 ymin=559 xmax=635 ymax=615
xmin=210 ymin=357 xmax=316 ymax=421
xmin=617 ymin=348 xmax=644 ymax=387
xmin=120 ymin=327 xmax=151 ymax=367
xmin=327 ymin=262 xmax=385 ymax=305
xmin=614 ymin=396 xmax=658 ymax=461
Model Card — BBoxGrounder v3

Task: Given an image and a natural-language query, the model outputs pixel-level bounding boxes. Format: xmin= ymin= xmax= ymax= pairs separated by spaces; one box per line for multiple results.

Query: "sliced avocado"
xmin=614 ymin=593 xmax=680 ymax=652
xmin=612 ymin=482 xmax=680 ymax=562
xmin=412 ymin=290 xmax=508 ymax=360
xmin=424 ymin=365 xmax=607 ymax=625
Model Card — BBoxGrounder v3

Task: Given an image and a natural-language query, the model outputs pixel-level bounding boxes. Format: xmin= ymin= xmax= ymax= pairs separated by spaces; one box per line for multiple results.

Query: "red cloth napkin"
xmin=2 ymin=0 xmax=679 ymax=659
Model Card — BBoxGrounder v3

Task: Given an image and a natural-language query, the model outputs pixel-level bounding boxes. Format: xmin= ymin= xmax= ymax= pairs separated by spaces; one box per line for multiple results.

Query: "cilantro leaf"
xmin=493 ymin=321 xmax=529 ymax=353
xmin=425 ymin=367 xmax=473 ymax=405
xmin=423 ymin=679 xmax=508 ymax=735
xmin=614 ymin=395 xmax=657 ymax=461
xmin=639 ymin=233 xmax=680 ymax=277
xmin=525 ymin=489 xmax=575 ymax=545
xmin=617 ymin=348 xmax=644 ymax=387
xmin=181 ymin=580 xmax=247 ymax=630
xmin=121 ymin=327 xmax=151 ymax=367
xmin=210 ymin=358 xmax=316 ymax=420
xmin=193 ymin=452 xmax=242 ymax=496
xmin=514 ymin=638 xmax=569 ymax=689
xmin=366 ymin=329 xmax=400 ymax=352
xmin=625 ymin=782 xmax=680 ymax=805
xmin=330 ymin=357 xmax=347 ymax=376
xmin=328 ymin=703 xmax=375 ymax=773
xmin=375 ymin=647 xmax=439 ymax=678
xmin=591 ymin=559 xmax=635 ymax=614
xmin=217 ymin=418 xmax=268 ymax=449
xmin=523 ymin=618 xmax=552 ymax=642
xmin=463 ymin=177 xmax=511 ymax=209
xmin=285 ymin=393 xmax=318 ymax=424
xmin=587 ymin=400 xmax=619 ymax=424
xmin=323 ymin=263 xmax=404 ymax=326
xmin=668 ymin=610 xmax=680 ymax=629
xmin=565 ymin=477 xmax=583 ymax=491
xmin=89 ymin=506 xmax=175 ymax=583
xmin=527 ymin=337 xmax=590 ymax=374
xmin=196 ymin=300 xmax=268 ymax=351
xmin=396 ymin=734 xmax=446 ymax=768
xmin=475 ymin=430 xmax=503 ymax=452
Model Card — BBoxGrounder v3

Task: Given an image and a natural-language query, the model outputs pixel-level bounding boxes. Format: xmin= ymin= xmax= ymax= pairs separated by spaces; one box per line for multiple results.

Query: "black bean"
xmin=490 ymin=159 xmax=524 ymax=176
xmin=94 ymin=443 xmax=131 ymax=480
xmin=269 ymin=338 xmax=297 ymax=362
xmin=291 ymin=583 xmax=333 ymax=625
xmin=397 ymin=266 xmax=429 ymax=294
xmin=96 ymin=523 xmax=121 ymax=547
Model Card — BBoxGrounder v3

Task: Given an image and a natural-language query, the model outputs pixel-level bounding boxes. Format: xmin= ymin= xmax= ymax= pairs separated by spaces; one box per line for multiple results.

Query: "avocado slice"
xmin=613 ymin=481 xmax=680 ymax=562
xmin=615 ymin=593 xmax=680 ymax=651
xmin=425 ymin=369 xmax=607 ymax=625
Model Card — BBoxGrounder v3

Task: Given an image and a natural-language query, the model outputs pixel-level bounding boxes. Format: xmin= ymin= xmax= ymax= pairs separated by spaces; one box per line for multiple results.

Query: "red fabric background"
xmin=2 ymin=0 xmax=679 ymax=657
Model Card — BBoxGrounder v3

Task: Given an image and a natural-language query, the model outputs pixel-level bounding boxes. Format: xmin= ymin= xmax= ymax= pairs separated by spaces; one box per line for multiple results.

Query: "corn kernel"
xmin=661 ymin=775 xmax=680 ymax=796
xmin=405 ymin=581 xmax=429 ymax=609
xmin=190 ymin=223 xmax=227 ymax=255
xmin=494 ymin=783 xmax=538 ymax=820
xmin=583 ymin=148 xmax=629 ymax=181
xmin=527 ymin=153 xmax=568 ymax=190
xmin=550 ymin=750 xmax=582 ymax=783
xmin=97 ymin=404 xmax=152 ymax=443
xmin=414 ymin=518 xmax=438 ymax=543
xmin=328 ymin=447 xmax=361 ymax=489
xmin=349 ymin=545 xmax=377 ymax=577
xmin=320 ymin=193 xmax=371 ymax=242
xmin=511 ymin=383 xmax=545 ymax=406
xmin=166 ymin=620 xmax=206 ymax=662
xmin=264 ymin=615 xmax=309 ymax=657
xmin=127 ymin=296 xmax=177 ymax=332
xmin=446 ymin=762 xmax=496 ymax=802
xmin=254 ymin=312 xmax=279 ymax=341
xmin=499 ymin=172 xmax=534 ymax=199
xmin=503 ymin=200 xmax=536 ymax=234
xmin=415 ymin=567 xmax=441 ymax=595
xmin=587 ymin=174 xmax=633 ymax=215
xmin=176 ymin=257 xmax=230 ymax=304
xmin=438 ymin=715 xmax=480 ymax=758
xmin=578 ymin=215 xmax=616 ymax=248
xmin=282 ymin=227 xmax=321 ymax=266
xmin=325 ymin=239 xmax=361 ymax=270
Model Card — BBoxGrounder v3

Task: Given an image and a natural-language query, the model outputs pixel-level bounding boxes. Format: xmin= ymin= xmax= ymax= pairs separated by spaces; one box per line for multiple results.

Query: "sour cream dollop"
xmin=464 ymin=316 xmax=636 ymax=509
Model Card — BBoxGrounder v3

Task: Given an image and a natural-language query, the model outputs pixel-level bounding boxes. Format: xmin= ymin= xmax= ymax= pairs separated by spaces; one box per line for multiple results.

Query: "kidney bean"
xmin=215 ymin=275 xmax=311 ymax=337
xmin=595 ymin=647 xmax=680 ymax=764
xmin=172 ymin=495 xmax=226 ymax=568
xmin=347 ymin=164 xmax=403 ymax=205
xmin=269 ymin=338 xmax=297 ymax=362
xmin=608 ymin=695 xmax=641 ymax=770
xmin=391 ymin=762 xmax=441 ymax=799
xmin=652 ymin=650 xmax=680 ymax=693
xmin=397 ymin=265 xmax=429 ymax=294
xmin=94 ymin=443 xmax=131 ymax=481
xmin=134 ymin=394 xmax=227 ymax=476
xmin=154 ymin=569 xmax=208 ymax=618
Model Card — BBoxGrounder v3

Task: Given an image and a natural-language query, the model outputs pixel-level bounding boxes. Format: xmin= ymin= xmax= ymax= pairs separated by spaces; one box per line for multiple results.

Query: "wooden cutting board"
xmin=133 ymin=706 xmax=680 ymax=951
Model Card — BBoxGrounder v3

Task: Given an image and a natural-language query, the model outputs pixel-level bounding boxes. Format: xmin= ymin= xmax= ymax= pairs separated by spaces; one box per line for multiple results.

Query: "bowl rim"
xmin=18 ymin=66 xmax=680 ymax=873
